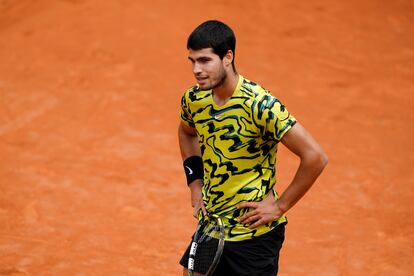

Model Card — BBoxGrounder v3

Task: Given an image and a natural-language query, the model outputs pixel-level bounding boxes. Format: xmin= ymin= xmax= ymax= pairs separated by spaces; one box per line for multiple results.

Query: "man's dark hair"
xmin=187 ymin=20 xmax=236 ymax=65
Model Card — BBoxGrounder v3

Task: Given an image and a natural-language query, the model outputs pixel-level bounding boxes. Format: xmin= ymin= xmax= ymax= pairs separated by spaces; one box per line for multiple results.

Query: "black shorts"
xmin=179 ymin=223 xmax=286 ymax=276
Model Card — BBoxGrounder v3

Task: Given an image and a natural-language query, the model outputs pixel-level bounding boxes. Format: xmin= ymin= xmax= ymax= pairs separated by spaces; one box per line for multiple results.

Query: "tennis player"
xmin=179 ymin=20 xmax=328 ymax=275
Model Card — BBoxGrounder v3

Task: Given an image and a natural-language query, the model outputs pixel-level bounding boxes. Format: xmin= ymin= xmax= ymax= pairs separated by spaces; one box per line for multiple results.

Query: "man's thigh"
xmin=179 ymin=223 xmax=286 ymax=276
xmin=214 ymin=223 xmax=286 ymax=276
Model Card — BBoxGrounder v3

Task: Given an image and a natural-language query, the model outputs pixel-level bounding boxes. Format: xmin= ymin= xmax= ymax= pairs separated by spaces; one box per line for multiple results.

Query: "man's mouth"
xmin=196 ymin=76 xmax=208 ymax=83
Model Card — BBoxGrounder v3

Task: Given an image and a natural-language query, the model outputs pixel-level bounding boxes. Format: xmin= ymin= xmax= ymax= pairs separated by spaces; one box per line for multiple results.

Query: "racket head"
xmin=188 ymin=214 xmax=225 ymax=276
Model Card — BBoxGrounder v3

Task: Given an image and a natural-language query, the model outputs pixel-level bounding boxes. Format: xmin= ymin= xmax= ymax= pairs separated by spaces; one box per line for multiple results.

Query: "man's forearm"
xmin=178 ymin=123 xmax=206 ymax=216
xmin=277 ymin=151 xmax=328 ymax=213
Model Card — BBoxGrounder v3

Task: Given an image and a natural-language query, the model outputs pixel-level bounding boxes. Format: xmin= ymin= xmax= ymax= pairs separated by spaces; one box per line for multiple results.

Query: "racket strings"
xmin=193 ymin=222 xmax=221 ymax=274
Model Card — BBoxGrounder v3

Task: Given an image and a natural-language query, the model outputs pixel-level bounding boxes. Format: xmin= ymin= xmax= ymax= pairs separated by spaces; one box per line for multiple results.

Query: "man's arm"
xmin=276 ymin=122 xmax=328 ymax=212
xmin=178 ymin=122 xmax=206 ymax=217
xmin=238 ymin=122 xmax=328 ymax=227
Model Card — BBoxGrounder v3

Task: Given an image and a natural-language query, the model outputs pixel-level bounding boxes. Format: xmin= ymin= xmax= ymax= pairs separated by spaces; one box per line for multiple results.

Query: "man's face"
xmin=188 ymin=48 xmax=227 ymax=90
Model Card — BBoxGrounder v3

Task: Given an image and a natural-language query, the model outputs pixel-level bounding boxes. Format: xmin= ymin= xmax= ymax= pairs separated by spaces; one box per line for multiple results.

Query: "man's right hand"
xmin=189 ymin=179 xmax=207 ymax=218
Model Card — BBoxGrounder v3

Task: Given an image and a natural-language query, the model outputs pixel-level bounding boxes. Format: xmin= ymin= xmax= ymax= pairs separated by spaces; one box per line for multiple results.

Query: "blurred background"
xmin=0 ymin=0 xmax=413 ymax=275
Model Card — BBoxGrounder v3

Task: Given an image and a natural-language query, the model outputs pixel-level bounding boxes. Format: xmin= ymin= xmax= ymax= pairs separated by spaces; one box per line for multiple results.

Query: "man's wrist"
xmin=189 ymin=179 xmax=203 ymax=190
xmin=183 ymin=156 xmax=204 ymax=185
xmin=275 ymin=199 xmax=288 ymax=214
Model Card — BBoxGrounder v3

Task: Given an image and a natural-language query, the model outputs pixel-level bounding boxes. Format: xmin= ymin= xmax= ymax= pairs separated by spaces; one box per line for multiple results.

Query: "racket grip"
xmin=188 ymin=241 xmax=198 ymax=270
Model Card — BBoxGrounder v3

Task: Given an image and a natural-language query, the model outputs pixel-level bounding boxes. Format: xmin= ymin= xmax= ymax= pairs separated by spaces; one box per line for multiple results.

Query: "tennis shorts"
xmin=179 ymin=222 xmax=286 ymax=276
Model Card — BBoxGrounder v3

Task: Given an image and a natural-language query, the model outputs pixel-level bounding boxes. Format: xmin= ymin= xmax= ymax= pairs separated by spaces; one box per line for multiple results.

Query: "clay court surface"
xmin=0 ymin=0 xmax=413 ymax=275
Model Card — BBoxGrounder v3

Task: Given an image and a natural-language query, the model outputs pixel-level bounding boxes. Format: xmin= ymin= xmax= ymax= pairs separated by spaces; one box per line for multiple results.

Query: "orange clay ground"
xmin=0 ymin=0 xmax=413 ymax=275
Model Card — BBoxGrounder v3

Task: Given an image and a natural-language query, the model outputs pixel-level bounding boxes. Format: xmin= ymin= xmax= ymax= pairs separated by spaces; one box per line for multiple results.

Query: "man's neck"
xmin=213 ymin=72 xmax=239 ymax=101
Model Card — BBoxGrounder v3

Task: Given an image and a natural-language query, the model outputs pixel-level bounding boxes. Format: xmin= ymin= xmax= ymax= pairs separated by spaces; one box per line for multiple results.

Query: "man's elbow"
xmin=321 ymin=151 xmax=328 ymax=168
xmin=304 ymin=148 xmax=328 ymax=173
xmin=316 ymin=149 xmax=328 ymax=172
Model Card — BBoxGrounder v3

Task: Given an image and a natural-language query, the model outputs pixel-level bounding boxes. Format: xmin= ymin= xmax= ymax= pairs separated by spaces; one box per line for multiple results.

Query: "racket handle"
xmin=188 ymin=241 xmax=197 ymax=270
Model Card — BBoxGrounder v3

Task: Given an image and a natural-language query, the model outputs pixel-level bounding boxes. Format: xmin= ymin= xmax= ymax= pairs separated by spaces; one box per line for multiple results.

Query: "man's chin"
xmin=198 ymin=83 xmax=212 ymax=90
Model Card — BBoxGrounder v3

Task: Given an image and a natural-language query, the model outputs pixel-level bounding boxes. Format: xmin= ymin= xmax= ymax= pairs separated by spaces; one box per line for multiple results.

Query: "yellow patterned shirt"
xmin=180 ymin=75 xmax=296 ymax=241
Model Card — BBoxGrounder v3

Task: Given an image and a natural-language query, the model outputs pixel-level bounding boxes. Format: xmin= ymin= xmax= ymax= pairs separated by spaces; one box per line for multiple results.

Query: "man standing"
xmin=179 ymin=20 xmax=328 ymax=275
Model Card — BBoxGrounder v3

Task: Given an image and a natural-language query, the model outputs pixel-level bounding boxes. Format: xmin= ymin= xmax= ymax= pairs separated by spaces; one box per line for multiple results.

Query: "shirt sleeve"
xmin=180 ymin=92 xmax=195 ymax=128
xmin=254 ymin=92 xmax=297 ymax=141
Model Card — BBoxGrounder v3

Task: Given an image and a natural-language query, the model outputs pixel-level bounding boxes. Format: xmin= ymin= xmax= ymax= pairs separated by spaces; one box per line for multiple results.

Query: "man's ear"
xmin=223 ymin=50 xmax=234 ymax=67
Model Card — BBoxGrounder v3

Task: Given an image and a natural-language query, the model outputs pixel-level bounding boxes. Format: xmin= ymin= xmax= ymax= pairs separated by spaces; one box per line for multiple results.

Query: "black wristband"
xmin=183 ymin=156 xmax=204 ymax=185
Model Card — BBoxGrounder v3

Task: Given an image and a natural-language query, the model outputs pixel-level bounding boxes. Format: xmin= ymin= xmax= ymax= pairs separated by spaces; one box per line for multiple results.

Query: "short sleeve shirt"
xmin=180 ymin=75 xmax=296 ymax=241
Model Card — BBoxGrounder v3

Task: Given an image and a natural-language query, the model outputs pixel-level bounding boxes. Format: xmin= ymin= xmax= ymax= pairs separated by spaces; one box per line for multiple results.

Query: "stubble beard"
xmin=209 ymin=68 xmax=227 ymax=91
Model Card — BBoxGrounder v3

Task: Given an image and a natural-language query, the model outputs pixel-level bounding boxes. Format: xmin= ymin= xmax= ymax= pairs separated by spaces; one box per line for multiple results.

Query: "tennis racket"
xmin=188 ymin=213 xmax=225 ymax=276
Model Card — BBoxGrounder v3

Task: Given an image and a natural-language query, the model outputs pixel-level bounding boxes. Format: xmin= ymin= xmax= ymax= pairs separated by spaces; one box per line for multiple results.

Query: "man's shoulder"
xmin=183 ymin=84 xmax=199 ymax=94
xmin=240 ymin=76 xmax=271 ymax=97
xmin=239 ymin=76 xmax=287 ymax=113
xmin=181 ymin=85 xmax=210 ymax=101
xmin=239 ymin=76 xmax=276 ymax=104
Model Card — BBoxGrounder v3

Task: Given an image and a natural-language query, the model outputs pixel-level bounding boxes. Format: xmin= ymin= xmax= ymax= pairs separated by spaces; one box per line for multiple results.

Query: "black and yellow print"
xmin=180 ymin=76 xmax=296 ymax=241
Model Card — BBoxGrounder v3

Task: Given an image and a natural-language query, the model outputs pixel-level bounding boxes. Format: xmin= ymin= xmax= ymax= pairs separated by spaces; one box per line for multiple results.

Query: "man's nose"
xmin=193 ymin=62 xmax=202 ymax=75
